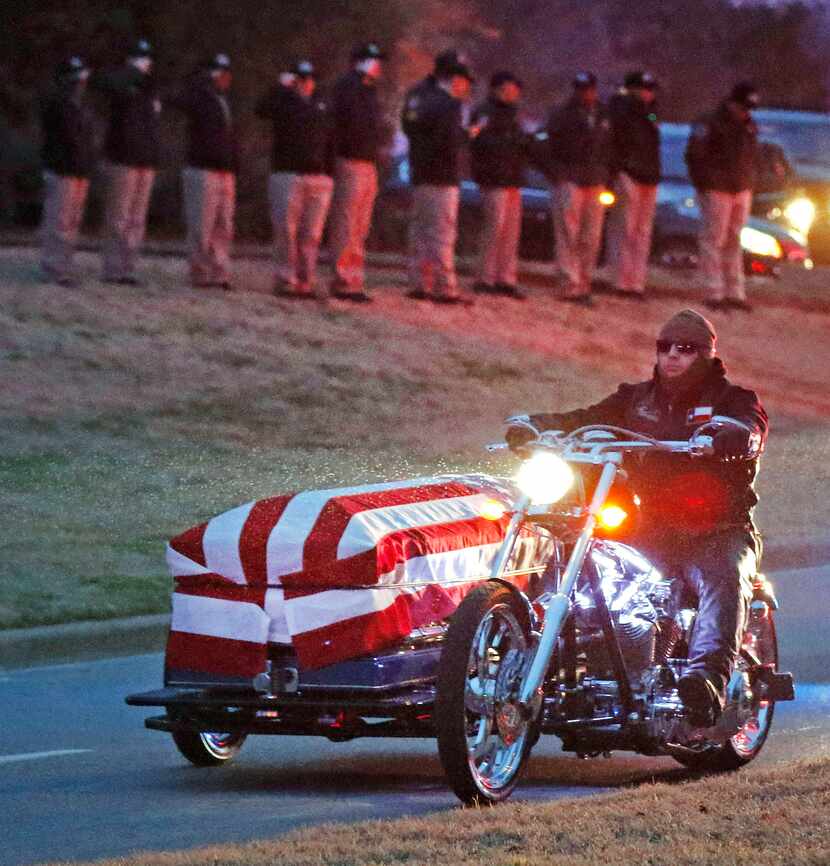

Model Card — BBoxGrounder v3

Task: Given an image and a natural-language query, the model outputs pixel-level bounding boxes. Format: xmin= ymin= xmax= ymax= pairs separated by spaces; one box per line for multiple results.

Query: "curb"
xmin=0 ymin=613 xmax=169 ymax=669
xmin=1 ymin=537 xmax=826 ymax=670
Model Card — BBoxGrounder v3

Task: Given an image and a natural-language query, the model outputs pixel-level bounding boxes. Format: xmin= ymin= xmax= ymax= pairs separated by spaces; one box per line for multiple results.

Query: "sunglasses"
xmin=655 ymin=340 xmax=701 ymax=355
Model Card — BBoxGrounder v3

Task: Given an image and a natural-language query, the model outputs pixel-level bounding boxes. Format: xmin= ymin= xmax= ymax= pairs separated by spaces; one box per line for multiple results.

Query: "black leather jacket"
xmin=546 ymin=97 xmax=613 ymax=187
xmin=470 ymin=97 xmax=528 ymax=188
xmin=685 ymin=103 xmax=758 ymax=193
xmin=92 ymin=66 xmax=162 ymax=168
xmin=609 ymin=92 xmax=660 ymax=185
xmin=528 ymin=359 xmax=768 ymax=546
xmin=40 ymin=87 xmax=97 ymax=177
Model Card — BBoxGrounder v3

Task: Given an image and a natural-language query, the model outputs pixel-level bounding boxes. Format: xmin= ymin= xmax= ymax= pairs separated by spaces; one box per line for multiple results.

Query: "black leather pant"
xmin=643 ymin=528 xmax=756 ymax=691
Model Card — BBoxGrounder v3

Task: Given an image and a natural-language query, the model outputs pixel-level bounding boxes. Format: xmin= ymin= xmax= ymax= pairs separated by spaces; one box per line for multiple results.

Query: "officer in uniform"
xmin=328 ymin=42 xmax=386 ymax=302
xmin=605 ymin=71 xmax=660 ymax=300
xmin=401 ymin=49 xmax=468 ymax=136
xmin=256 ymin=60 xmax=335 ymax=298
xmin=92 ymin=39 xmax=161 ymax=286
xmin=39 ymin=56 xmax=96 ymax=287
xmin=546 ymin=71 xmax=613 ymax=306
xmin=685 ymin=82 xmax=759 ymax=313
xmin=470 ymin=71 xmax=528 ymax=300
xmin=171 ymin=53 xmax=238 ymax=290
xmin=404 ymin=59 xmax=476 ymax=304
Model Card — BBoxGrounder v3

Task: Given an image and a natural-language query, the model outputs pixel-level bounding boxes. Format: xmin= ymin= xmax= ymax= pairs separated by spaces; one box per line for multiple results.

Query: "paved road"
xmin=1 ymin=562 xmax=827 ymax=866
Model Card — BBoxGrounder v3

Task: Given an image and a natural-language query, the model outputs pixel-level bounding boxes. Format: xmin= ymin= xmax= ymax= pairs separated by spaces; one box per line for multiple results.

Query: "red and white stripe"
xmin=164 ymin=475 xmax=549 ymax=673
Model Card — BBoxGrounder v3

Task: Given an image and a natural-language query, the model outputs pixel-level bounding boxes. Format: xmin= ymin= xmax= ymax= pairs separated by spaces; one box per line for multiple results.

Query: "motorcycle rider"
xmin=505 ymin=308 xmax=768 ymax=726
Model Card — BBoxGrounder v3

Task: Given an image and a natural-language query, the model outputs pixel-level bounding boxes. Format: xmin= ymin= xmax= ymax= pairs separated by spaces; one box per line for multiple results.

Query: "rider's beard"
xmin=657 ymin=355 xmax=713 ymax=398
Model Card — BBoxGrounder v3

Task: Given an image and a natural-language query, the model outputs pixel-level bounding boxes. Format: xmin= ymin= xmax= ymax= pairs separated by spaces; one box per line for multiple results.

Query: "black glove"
xmin=505 ymin=419 xmax=539 ymax=452
xmin=711 ymin=426 xmax=752 ymax=461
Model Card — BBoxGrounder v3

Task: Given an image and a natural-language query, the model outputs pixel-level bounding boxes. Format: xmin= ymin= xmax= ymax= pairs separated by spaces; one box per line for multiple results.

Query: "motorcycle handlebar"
xmin=487 ymin=431 xmax=716 ymax=458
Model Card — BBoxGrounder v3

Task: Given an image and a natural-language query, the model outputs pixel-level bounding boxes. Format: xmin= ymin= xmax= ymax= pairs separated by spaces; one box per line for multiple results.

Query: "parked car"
xmin=371 ymin=140 xmax=810 ymax=276
xmin=751 ymin=108 xmax=830 ymax=263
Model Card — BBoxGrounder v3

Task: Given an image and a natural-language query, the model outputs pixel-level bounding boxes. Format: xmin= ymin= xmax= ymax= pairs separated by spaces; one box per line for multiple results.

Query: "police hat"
xmin=55 ymin=55 xmax=90 ymax=81
xmin=624 ymin=70 xmax=657 ymax=90
xmin=290 ymin=59 xmax=316 ymax=79
xmin=129 ymin=38 xmax=154 ymax=59
xmin=572 ymin=71 xmax=597 ymax=89
xmin=438 ymin=61 xmax=474 ymax=83
xmin=490 ymin=70 xmax=522 ymax=89
xmin=207 ymin=53 xmax=232 ymax=72
xmin=351 ymin=42 xmax=386 ymax=62
xmin=730 ymin=81 xmax=759 ymax=109
xmin=434 ymin=49 xmax=467 ymax=75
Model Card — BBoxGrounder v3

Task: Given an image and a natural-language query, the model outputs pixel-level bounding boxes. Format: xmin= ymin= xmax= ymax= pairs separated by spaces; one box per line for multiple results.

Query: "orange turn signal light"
xmin=598 ymin=504 xmax=628 ymax=529
xmin=599 ymin=190 xmax=616 ymax=206
xmin=480 ymin=498 xmax=507 ymax=521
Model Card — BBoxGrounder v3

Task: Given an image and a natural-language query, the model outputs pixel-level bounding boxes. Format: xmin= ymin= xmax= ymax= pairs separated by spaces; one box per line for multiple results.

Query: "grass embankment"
xmin=40 ymin=758 xmax=830 ymax=866
xmin=1 ymin=245 xmax=828 ymax=628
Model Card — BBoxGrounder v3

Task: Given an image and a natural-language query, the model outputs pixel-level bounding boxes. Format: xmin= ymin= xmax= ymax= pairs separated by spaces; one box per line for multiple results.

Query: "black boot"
xmin=678 ymin=670 xmax=723 ymax=727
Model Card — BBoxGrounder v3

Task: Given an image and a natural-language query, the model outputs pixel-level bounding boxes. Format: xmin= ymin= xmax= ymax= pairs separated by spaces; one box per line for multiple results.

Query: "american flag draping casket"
xmin=165 ymin=475 xmax=553 ymax=677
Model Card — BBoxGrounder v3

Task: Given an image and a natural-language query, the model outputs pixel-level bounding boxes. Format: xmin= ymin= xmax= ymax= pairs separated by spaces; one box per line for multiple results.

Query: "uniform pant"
xmin=329 ymin=158 xmax=378 ymax=291
xmin=40 ymin=171 xmax=89 ymax=281
xmin=698 ymin=189 xmax=752 ymax=302
xmin=102 ymin=163 xmax=155 ymax=281
xmin=605 ymin=173 xmax=657 ymax=294
xmin=268 ymin=172 xmax=334 ymax=292
xmin=552 ymin=181 xmax=605 ymax=297
xmin=182 ymin=167 xmax=235 ymax=286
xmin=478 ymin=187 xmax=522 ymax=287
xmin=645 ymin=529 xmax=755 ymax=691
xmin=408 ymin=184 xmax=460 ymax=297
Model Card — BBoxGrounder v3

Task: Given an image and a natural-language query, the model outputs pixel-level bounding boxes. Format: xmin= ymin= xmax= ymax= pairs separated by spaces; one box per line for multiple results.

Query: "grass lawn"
xmin=37 ymin=757 xmax=830 ymax=865
xmin=0 ymin=245 xmax=828 ymax=628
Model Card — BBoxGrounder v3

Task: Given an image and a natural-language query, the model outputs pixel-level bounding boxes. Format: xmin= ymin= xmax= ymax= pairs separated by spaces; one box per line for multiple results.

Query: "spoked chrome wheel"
xmin=674 ymin=610 xmax=778 ymax=772
xmin=436 ymin=582 xmax=536 ymax=804
xmin=171 ymin=729 xmax=248 ymax=766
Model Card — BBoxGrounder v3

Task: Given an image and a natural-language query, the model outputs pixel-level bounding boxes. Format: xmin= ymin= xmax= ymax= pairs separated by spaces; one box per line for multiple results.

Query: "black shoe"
xmin=56 ymin=276 xmax=80 ymax=288
xmin=724 ymin=298 xmax=753 ymax=312
xmin=119 ymin=275 xmax=142 ymax=287
xmin=678 ymin=671 xmax=723 ymax=728
xmin=703 ymin=298 xmax=729 ymax=311
xmin=495 ymin=282 xmax=527 ymax=300
xmin=431 ymin=293 xmax=474 ymax=306
xmin=612 ymin=288 xmax=646 ymax=301
xmin=331 ymin=289 xmax=372 ymax=303
xmin=406 ymin=289 xmax=430 ymax=300
xmin=218 ymin=281 xmax=234 ymax=292
xmin=274 ymin=287 xmax=317 ymax=300
xmin=472 ymin=281 xmax=497 ymax=294
xmin=560 ymin=294 xmax=594 ymax=308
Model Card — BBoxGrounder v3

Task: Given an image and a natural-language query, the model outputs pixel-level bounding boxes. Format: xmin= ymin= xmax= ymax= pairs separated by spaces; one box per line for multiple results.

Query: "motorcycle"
xmin=126 ymin=418 xmax=794 ymax=804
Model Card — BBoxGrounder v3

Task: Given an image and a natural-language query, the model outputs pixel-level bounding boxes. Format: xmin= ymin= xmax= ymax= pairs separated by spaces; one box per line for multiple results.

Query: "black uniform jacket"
xmin=609 ymin=93 xmax=660 ymax=186
xmin=93 ymin=66 xmax=161 ymax=168
xmin=255 ymin=85 xmax=335 ymax=176
xmin=169 ymin=76 xmax=238 ymax=173
xmin=685 ymin=103 xmax=758 ymax=193
xmin=401 ymin=75 xmax=437 ymax=138
xmin=546 ymin=97 xmax=613 ymax=187
xmin=40 ymin=88 xmax=97 ymax=177
xmin=470 ymin=97 xmax=528 ymax=189
xmin=528 ymin=360 xmax=768 ymax=546
xmin=405 ymin=85 xmax=467 ymax=187
xmin=331 ymin=70 xmax=383 ymax=163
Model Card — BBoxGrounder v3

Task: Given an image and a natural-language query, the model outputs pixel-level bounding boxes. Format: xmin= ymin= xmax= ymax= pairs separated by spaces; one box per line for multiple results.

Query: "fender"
xmin=489 ymin=577 xmax=540 ymax=633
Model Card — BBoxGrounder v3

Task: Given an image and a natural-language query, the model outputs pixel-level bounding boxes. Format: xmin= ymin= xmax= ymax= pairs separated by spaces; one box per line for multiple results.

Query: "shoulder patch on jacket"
xmin=687 ymin=405 xmax=713 ymax=425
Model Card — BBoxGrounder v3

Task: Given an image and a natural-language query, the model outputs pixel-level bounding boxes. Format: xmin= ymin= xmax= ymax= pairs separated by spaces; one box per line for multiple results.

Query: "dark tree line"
xmin=0 ymin=0 xmax=826 ymax=233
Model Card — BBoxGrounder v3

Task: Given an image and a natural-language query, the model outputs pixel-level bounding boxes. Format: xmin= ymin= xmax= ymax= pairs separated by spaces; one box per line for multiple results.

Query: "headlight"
xmin=782 ymin=197 xmax=816 ymax=235
xmin=740 ymin=226 xmax=782 ymax=259
xmin=599 ymin=190 xmax=615 ymax=206
xmin=515 ymin=452 xmax=574 ymax=505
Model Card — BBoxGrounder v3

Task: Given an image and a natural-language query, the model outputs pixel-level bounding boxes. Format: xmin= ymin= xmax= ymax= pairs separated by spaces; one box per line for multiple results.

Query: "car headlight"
xmin=740 ymin=226 xmax=782 ymax=259
xmin=782 ymin=196 xmax=815 ymax=235
xmin=515 ymin=452 xmax=574 ymax=505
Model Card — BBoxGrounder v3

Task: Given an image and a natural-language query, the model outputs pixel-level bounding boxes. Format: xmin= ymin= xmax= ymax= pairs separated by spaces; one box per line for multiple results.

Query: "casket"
xmin=164 ymin=474 xmax=552 ymax=679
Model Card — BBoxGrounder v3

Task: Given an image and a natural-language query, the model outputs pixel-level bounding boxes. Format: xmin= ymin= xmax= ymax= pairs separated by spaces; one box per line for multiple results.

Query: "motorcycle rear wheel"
xmin=171 ymin=730 xmax=248 ymax=766
xmin=435 ymin=581 xmax=536 ymax=805
xmin=674 ymin=612 xmax=778 ymax=772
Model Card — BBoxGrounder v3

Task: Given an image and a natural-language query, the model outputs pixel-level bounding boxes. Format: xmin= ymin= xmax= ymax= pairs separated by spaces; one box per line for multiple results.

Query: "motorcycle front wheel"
xmin=435 ymin=581 xmax=536 ymax=805
xmin=674 ymin=610 xmax=778 ymax=772
xmin=171 ymin=730 xmax=248 ymax=766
